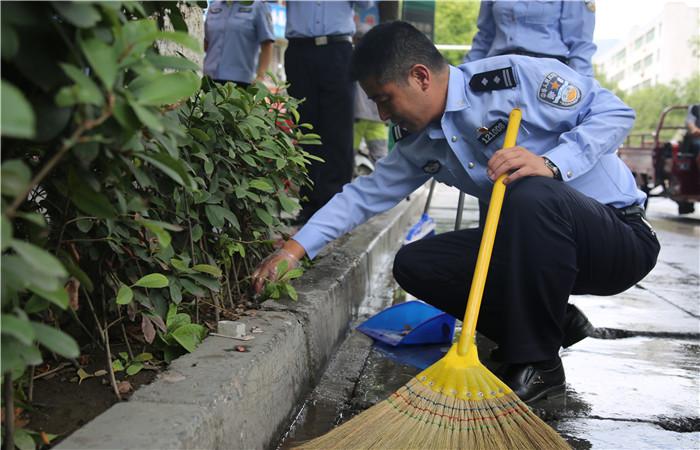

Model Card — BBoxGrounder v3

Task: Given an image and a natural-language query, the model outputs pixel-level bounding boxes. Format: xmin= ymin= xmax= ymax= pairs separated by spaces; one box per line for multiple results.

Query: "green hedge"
xmin=1 ymin=4 xmax=318 ymax=445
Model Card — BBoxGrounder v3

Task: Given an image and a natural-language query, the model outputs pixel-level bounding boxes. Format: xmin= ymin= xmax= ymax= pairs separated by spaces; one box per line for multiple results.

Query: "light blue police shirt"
xmin=204 ymin=1 xmax=275 ymax=83
xmin=464 ymin=0 xmax=596 ymax=77
xmin=293 ymin=56 xmax=642 ymax=258
xmin=285 ymin=1 xmax=373 ymax=38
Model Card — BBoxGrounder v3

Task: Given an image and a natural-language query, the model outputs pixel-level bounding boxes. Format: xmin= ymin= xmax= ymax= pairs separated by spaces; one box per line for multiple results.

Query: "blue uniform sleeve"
xmin=560 ymin=1 xmax=596 ymax=77
xmin=256 ymin=2 xmax=275 ymax=43
xmin=293 ymin=145 xmax=429 ymax=258
xmin=513 ymin=59 xmax=635 ymax=182
xmin=464 ymin=1 xmax=495 ymax=63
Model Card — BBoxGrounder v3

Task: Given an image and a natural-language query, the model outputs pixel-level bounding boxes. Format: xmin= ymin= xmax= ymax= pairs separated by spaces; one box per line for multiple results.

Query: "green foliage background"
xmin=0 ymin=4 xmax=317 ymax=446
xmin=434 ymin=0 xmax=480 ymax=65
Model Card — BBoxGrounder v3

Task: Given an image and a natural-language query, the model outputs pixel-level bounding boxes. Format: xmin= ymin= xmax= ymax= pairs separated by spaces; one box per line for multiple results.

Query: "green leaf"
xmin=79 ymin=36 xmax=117 ymax=88
xmin=170 ymin=258 xmax=192 ymax=273
xmin=285 ymin=283 xmax=299 ymax=301
xmin=133 ymin=273 xmax=169 ymax=288
xmin=171 ymin=324 xmax=206 ymax=353
xmin=16 ymin=211 xmax=47 ymax=227
xmin=52 ymin=2 xmax=101 ymax=27
xmin=191 ymin=224 xmax=203 ymax=242
xmin=134 ymin=352 xmax=153 ymax=362
xmin=189 ymin=127 xmax=210 ymax=142
xmin=1 ymin=159 xmax=31 ymax=198
xmin=69 ymin=183 xmax=117 ymax=218
xmin=1 ymin=314 xmax=35 ymax=346
xmin=31 ymin=322 xmax=80 ymax=358
xmin=156 ymin=31 xmax=202 ymax=53
xmin=1 ymin=81 xmax=36 ymax=138
xmin=13 ymin=428 xmax=35 ymax=450
xmin=147 ymin=54 xmax=201 ymax=72
xmin=180 ymin=277 xmax=205 ymax=296
xmin=1 ymin=215 xmax=12 ymax=251
xmin=1 ymin=337 xmax=40 ymax=378
xmin=27 ymin=285 xmax=69 ymax=309
xmin=112 ymin=359 xmax=125 ymax=372
xmin=204 ymin=204 xmax=225 ymax=228
xmin=130 ymin=71 xmax=200 ymax=106
xmin=192 ymin=264 xmax=222 ymax=278
xmin=249 ymin=178 xmax=274 ymax=193
xmin=169 ymin=280 xmax=182 ymax=304
xmin=25 ymin=295 xmax=50 ymax=314
xmin=255 ymin=207 xmax=273 ymax=226
xmin=128 ymin=101 xmax=164 ymax=132
xmin=280 ymin=268 xmax=304 ymax=282
xmin=126 ymin=361 xmax=144 ymax=375
xmin=11 ymin=241 xmax=68 ymax=278
xmin=116 ymin=284 xmax=134 ymax=305
xmin=57 ymin=63 xmax=104 ymax=107
xmin=140 ymin=220 xmax=171 ymax=249
xmin=138 ymin=152 xmax=189 ymax=186
xmin=278 ymin=193 xmax=299 ymax=214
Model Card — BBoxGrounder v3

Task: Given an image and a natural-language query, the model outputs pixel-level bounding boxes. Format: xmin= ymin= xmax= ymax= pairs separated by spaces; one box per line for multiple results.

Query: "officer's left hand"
xmin=487 ymin=146 xmax=553 ymax=185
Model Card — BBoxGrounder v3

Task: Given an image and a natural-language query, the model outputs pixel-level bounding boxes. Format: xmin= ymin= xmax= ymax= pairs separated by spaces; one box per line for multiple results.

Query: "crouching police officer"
xmin=252 ymin=22 xmax=660 ymax=403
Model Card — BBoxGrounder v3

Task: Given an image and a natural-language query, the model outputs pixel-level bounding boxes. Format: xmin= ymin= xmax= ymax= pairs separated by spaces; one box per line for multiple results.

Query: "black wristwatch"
xmin=542 ymin=157 xmax=562 ymax=181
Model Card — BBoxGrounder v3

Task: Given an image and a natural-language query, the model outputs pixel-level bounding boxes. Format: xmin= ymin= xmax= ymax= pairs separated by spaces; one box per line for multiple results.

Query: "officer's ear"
xmin=408 ymin=64 xmax=431 ymax=91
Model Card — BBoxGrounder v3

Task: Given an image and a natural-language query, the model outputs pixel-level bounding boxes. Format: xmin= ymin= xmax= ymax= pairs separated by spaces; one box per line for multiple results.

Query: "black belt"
xmin=616 ymin=204 xmax=646 ymax=219
xmin=287 ymin=34 xmax=352 ymax=46
xmin=502 ymin=49 xmax=569 ymax=66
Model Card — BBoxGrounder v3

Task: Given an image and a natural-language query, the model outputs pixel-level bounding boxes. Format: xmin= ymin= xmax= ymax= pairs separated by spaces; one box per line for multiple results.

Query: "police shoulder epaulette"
xmin=469 ymin=67 xmax=517 ymax=92
xmin=391 ymin=125 xmax=410 ymax=142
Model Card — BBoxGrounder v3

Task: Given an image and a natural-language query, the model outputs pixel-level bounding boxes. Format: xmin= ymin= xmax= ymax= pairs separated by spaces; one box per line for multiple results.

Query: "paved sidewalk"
xmin=282 ymin=184 xmax=700 ymax=449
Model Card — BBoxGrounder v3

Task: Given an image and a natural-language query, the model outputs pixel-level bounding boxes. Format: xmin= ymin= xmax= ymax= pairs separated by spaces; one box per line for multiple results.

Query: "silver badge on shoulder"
xmin=538 ymin=73 xmax=581 ymax=109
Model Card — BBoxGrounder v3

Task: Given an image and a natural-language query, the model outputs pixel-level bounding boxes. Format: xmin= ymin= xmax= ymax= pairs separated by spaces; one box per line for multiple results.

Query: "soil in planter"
xmin=23 ymin=348 xmax=158 ymax=448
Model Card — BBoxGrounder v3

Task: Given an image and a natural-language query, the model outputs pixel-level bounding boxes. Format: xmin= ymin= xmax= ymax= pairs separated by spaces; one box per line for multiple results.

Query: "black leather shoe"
xmin=499 ymin=360 xmax=566 ymax=403
xmin=562 ymin=304 xmax=595 ymax=348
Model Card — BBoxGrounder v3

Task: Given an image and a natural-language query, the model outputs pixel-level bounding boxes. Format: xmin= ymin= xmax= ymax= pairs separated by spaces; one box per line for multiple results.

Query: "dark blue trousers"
xmin=285 ymin=40 xmax=355 ymax=220
xmin=393 ymin=177 xmax=660 ymax=364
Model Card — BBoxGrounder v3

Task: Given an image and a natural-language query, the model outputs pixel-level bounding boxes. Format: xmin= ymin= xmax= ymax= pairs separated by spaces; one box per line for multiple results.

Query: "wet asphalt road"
xmin=278 ymin=187 xmax=699 ymax=450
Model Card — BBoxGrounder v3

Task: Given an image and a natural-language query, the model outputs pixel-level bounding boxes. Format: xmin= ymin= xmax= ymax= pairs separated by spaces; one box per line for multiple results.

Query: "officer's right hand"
xmin=251 ymin=240 xmax=306 ymax=295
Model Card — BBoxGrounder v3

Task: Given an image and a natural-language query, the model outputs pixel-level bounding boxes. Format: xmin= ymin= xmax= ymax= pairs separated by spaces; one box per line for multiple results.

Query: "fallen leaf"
xmin=141 ymin=315 xmax=156 ymax=344
xmin=160 ymin=372 xmax=186 ymax=383
xmin=117 ymin=380 xmax=133 ymax=394
xmin=77 ymin=368 xmax=93 ymax=384
xmin=149 ymin=314 xmax=167 ymax=333
xmin=78 ymin=354 xmax=90 ymax=366
xmin=65 ymin=277 xmax=80 ymax=311
xmin=40 ymin=431 xmax=50 ymax=445
xmin=93 ymin=369 xmax=107 ymax=377
xmin=234 ymin=345 xmax=248 ymax=352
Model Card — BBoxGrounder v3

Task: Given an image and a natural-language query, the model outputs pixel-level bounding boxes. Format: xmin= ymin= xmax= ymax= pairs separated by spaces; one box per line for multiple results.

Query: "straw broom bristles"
xmin=294 ymin=353 xmax=570 ymax=449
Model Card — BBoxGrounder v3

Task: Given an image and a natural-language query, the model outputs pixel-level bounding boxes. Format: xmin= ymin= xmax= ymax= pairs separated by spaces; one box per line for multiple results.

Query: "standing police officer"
xmin=465 ymin=0 xmax=597 ymax=77
xmin=204 ymin=0 xmax=275 ymax=88
xmin=284 ymin=1 xmax=373 ymax=224
xmin=253 ymin=22 xmax=659 ymax=402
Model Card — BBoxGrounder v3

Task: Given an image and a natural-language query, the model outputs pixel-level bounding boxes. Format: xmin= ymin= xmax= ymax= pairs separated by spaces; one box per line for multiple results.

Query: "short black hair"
xmin=350 ymin=21 xmax=447 ymax=84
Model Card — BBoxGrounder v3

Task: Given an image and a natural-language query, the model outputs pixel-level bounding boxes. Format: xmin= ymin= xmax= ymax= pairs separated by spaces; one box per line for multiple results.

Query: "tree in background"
xmin=434 ymin=0 xmax=479 ymax=66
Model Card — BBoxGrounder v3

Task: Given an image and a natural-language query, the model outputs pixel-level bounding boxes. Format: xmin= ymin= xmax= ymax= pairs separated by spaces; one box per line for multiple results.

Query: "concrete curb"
xmin=56 ymin=190 xmax=426 ymax=450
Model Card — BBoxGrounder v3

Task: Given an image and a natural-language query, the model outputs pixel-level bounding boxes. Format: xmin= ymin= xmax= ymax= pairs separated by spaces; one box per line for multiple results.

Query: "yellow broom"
xmin=295 ymin=108 xmax=570 ymax=449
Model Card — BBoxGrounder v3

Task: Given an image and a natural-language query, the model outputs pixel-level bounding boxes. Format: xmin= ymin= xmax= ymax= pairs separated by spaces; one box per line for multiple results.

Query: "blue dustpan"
xmin=357 ymin=301 xmax=455 ymax=346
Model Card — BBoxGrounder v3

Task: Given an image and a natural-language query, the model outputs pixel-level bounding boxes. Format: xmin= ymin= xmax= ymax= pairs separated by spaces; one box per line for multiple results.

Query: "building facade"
xmin=595 ymin=2 xmax=700 ymax=91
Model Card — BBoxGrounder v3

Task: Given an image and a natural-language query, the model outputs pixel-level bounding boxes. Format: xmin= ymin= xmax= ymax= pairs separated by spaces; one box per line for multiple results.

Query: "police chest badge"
xmin=538 ymin=73 xmax=581 ymax=108
xmin=422 ymin=160 xmax=441 ymax=175
xmin=478 ymin=119 xmax=507 ymax=146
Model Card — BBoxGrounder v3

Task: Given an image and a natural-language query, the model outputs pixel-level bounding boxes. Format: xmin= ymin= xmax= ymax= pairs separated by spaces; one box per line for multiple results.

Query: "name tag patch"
xmin=538 ymin=73 xmax=581 ymax=108
xmin=422 ymin=160 xmax=441 ymax=174
xmin=478 ymin=119 xmax=507 ymax=146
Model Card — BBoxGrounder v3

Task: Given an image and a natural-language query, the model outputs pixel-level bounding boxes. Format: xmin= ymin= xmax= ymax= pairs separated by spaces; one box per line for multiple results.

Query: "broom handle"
xmin=457 ymin=108 xmax=522 ymax=356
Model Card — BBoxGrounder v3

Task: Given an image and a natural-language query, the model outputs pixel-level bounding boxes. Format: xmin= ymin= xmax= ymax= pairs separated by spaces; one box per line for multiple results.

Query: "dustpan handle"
xmin=457 ymin=108 xmax=522 ymax=356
